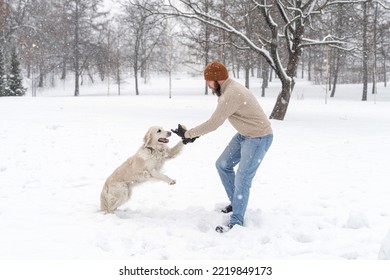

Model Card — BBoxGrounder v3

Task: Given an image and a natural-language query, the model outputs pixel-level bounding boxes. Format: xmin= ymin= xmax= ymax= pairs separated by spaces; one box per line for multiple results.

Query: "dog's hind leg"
xmin=101 ymin=183 xmax=132 ymax=213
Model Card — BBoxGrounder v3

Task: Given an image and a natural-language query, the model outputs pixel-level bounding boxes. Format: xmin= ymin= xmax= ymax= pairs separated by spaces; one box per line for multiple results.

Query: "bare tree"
xmin=371 ymin=1 xmax=390 ymax=91
xmin=121 ymin=0 xmax=166 ymax=95
xmin=21 ymin=0 xmax=64 ymax=88
xmin=178 ymin=0 xmax=220 ymax=95
xmin=60 ymin=0 xmax=107 ymax=96
xmin=142 ymin=0 xmax=357 ymax=120
xmin=158 ymin=19 xmax=182 ymax=98
xmin=328 ymin=3 xmax=350 ymax=98
xmin=109 ymin=21 xmax=126 ymax=95
xmin=1 ymin=0 xmax=32 ymax=57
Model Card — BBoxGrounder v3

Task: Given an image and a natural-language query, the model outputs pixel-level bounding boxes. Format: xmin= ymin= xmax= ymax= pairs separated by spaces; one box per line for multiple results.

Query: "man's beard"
xmin=212 ymin=81 xmax=221 ymax=96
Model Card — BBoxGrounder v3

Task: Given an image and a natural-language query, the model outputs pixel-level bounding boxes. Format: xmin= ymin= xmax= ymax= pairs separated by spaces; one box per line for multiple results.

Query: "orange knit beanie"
xmin=203 ymin=61 xmax=229 ymax=81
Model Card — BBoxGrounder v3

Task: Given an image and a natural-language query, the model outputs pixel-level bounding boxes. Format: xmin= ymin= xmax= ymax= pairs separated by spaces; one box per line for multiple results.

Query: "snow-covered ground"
xmin=1 ymin=75 xmax=390 ymax=262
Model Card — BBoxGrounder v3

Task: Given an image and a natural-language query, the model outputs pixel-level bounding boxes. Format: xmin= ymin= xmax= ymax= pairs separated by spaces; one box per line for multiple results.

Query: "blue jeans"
xmin=216 ymin=133 xmax=273 ymax=226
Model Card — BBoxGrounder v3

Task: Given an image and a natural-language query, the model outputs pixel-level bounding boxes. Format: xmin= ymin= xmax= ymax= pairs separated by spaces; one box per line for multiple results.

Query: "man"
xmin=172 ymin=61 xmax=273 ymax=233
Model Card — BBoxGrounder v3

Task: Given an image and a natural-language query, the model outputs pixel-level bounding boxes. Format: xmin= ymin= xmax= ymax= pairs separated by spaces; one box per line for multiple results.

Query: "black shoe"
xmin=221 ymin=205 xmax=233 ymax=213
xmin=215 ymin=224 xmax=234 ymax=233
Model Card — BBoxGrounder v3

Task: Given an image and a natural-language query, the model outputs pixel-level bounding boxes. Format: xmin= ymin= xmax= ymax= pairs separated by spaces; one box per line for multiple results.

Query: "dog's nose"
xmin=167 ymin=131 xmax=172 ymax=136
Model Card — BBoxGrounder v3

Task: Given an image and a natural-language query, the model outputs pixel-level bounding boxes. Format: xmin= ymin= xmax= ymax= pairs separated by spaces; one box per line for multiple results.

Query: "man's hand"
xmin=171 ymin=124 xmax=199 ymax=145
xmin=182 ymin=137 xmax=198 ymax=144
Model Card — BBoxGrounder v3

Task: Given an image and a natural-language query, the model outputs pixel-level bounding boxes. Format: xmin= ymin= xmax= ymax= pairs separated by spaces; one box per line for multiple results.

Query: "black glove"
xmin=182 ymin=136 xmax=198 ymax=144
xmin=171 ymin=124 xmax=187 ymax=138
xmin=171 ymin=124 xmax=199 ymax=145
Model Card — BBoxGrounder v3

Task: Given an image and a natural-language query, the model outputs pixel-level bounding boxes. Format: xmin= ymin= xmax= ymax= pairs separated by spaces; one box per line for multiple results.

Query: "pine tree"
xmin=6 ymin=49 xmax=26 ymax=96
xmin=0 ymin=49 xmax=6 ymax=97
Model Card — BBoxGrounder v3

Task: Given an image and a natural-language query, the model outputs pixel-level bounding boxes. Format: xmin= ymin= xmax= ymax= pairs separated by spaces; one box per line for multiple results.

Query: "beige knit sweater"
xmin=185 ymin=78 xmax=273 ymax=139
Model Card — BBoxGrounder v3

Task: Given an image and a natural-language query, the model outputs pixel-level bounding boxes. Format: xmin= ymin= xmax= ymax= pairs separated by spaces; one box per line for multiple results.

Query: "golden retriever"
xmin=100 ymin=126 xmax=184 ymax=213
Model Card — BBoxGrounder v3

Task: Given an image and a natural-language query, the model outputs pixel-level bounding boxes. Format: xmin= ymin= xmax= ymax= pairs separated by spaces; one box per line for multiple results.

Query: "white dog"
xmin=100 ymin=126 xmax=184 ymax=213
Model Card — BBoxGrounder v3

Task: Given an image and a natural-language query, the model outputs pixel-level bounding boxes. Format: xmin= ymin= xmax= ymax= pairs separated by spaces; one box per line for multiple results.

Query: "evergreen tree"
xmin=0 ymin=49 xmax=6 ymax=97
xmin=6 ymin=49 xmax=26 ymax=96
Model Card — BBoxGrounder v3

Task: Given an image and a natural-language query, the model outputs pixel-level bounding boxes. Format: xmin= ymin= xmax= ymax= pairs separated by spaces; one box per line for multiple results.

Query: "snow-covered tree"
xmin=6 ymin=48 xmax=25 ymax=96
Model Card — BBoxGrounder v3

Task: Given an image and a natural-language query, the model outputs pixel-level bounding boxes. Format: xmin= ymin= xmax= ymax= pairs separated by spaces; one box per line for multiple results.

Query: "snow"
xmin=379 ymin=230 xmax=390 ymax=260
xmin=1 ymin=75 xmax=390 ymax=262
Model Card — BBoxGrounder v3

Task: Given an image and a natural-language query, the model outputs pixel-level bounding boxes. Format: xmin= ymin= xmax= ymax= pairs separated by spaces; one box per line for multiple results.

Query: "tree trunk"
xmin=38 ymin=67 xmax=44 ymax=88
xmin=261 ymin=62 xmax=268 ymax=97
xmin=383 ymin=57 xmax=387 ymax=87
xmin=245 ymin=65 xmax=250 ymax=89
xmin=134 ymin=64 xmax=139 ymax=96
xmin=380 ymin=29 xmax=387 ymax=87
xmin=204 ymin=27 xmax=209 ymax=96
xmin=330 ymin=4 xmax=343 ymax=98
xmin=116 ymin=35 xmax=121 ymax=95
xmin=308 ymin=48 xmax=312 ymax=81
xmin=61 ymin=58 xmax=66 ymax=80
xmin=204 ymin=5 xmax=210 ymax=95
xmin=361 ymin=1 xmax=369 ymax=101
xmin=270 ymin=78 xmax=293 ymax=120
xmin=330 ymin=50 xmax=340 ymax=98
xmin=371 ymin=3 xmax=378 ymax=95
xmin=134 ymin=34 xmax=140 ymax=95
xmin=74 ymin=0 xmax=80 ymax=96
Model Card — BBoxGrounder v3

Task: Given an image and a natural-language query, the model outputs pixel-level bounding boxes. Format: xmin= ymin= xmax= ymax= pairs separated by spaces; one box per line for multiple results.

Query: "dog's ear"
xmin=143 ymin=128 xmax=153 ymax=148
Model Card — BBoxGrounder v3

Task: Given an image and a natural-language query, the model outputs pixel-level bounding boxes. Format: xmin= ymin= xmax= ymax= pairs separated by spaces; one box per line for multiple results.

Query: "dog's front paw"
xmin=169 ymin=179 xmax=176 ymax=185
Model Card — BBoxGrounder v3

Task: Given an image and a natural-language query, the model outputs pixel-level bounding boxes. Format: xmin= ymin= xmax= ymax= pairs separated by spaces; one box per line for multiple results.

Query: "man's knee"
xmin=215 ymin=158 xmax=223 ymax=170
xmin=216 ymin=157 xmax=231 ymax=171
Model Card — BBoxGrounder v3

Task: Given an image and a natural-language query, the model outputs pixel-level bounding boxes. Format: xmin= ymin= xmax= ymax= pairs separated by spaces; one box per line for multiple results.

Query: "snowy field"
xmin=1 ymin=75 xmax=390 ymax=263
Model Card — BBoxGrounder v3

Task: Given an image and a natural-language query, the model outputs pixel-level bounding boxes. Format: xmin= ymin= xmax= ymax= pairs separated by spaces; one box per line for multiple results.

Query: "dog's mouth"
xmin=158 ymin=138 xmax=169 ymax=143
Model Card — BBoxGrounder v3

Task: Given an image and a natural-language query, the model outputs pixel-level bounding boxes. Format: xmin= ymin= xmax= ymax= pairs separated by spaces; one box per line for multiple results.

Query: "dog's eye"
xmin=157 ymin=129 xmax=161 ymax=133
